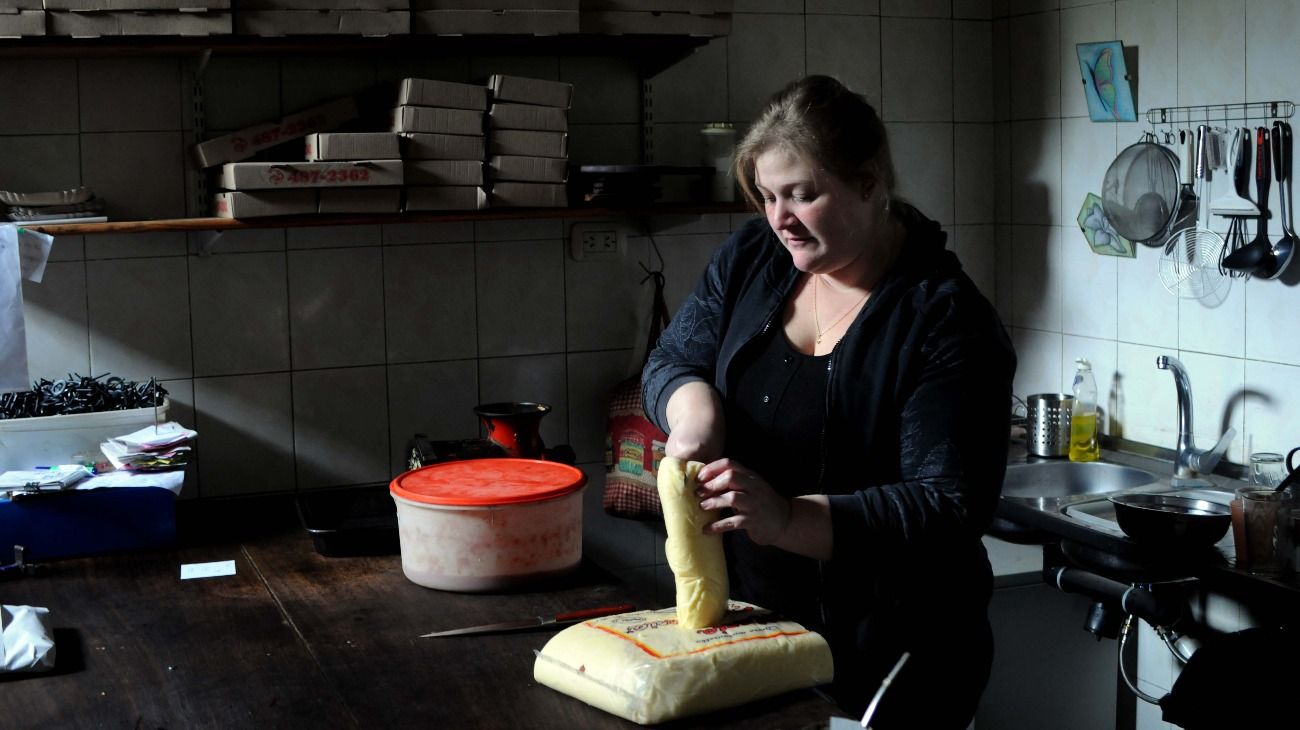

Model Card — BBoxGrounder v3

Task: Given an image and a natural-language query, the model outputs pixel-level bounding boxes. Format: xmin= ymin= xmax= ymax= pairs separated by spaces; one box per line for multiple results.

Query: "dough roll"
xmin=656 ymin=456 xmax=728 ymax=629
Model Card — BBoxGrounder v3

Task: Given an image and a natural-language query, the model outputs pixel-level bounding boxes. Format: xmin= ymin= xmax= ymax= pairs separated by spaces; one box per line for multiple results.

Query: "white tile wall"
xmin=726 ymin=13 xmax=805 ymax=123
xmin=881 ymin=18 xmax=952 ymax=122
xmin=78 ymin=58 xmax=182 ymax=133
xmin=0 ymin=59 xmax=78 ymax=135
xmin=891 ymin=122 xmax=956 ymax=225
xmin=806 ymin=13 xmax=881 ymax=107
xmin=0 ymin=136 xmax=81 ymax=198
xmin=193 ymin=373 xmax=295 ymax=498
xmin=292 ymin=366 xmax=389 ymax=489
xmin=288 ymin=247 xmax=386 ymax=369
xmin=383 ymin=243 xmax=477 ymax=363
xmin=189 ymin=251 xmax=291 ymax=377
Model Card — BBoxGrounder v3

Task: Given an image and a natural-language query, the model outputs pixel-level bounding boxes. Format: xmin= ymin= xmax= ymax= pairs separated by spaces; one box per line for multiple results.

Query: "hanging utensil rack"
xmin=1146 ymin=100 xmax=1294 ymax=130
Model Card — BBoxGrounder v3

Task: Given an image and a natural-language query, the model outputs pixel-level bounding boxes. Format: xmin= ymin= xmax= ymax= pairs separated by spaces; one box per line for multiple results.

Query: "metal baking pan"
xmin=296 ymin=485 xmax=398 ymax=557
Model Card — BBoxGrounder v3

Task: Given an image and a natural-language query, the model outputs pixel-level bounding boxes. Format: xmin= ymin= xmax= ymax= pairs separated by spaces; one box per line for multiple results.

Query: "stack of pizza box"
xmin=44 ymin=0 xmax=231 ymax=37
xmin=234 ymin=0 xmax=408 ymax=36
xmin=391 ymin=77 xmax=488 ymax=212
xmin=485 ymin=74 xmax=572 ymax=208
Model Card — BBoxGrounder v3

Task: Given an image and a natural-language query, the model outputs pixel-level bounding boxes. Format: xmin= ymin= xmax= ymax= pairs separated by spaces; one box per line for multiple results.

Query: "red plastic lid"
xmin=390 ymin=458 xmax=586 ymax=506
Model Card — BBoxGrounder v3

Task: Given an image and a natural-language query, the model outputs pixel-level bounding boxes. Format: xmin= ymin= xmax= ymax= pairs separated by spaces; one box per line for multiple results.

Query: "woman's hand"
xmin=695 ymin=459 xmax=792 ymax=546
xmin=664 ymin=381 xmax=726 ymax=462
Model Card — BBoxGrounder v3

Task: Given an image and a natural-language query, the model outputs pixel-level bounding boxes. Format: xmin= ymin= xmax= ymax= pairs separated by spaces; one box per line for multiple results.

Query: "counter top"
xmin=993 ymin=441 xmax=1300 ymax=617
xmin=0 ymin=496 xmax=841 ymax=729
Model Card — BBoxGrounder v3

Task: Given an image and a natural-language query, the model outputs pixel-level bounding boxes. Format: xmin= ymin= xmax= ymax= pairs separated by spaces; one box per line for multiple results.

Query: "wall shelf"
xmin=21 ymin=201 xmax=749 ymax=237
xmin=0 ymin=33 xmax=716 ymax=76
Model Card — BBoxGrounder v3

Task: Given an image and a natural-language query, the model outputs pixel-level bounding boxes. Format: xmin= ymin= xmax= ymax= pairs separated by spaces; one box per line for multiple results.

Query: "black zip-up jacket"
xmin=642 ymin=206 xmax=1016 ymax=718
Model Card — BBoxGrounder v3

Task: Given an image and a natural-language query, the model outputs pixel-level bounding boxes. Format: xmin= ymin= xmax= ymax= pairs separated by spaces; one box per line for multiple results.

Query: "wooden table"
xmin=1 ymin=497 xmax=840 ymax=729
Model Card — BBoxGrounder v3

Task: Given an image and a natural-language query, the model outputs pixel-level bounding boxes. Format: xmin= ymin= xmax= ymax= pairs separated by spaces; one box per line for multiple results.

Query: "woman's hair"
xmin=734 ymin=75 xmax=895 ymax=211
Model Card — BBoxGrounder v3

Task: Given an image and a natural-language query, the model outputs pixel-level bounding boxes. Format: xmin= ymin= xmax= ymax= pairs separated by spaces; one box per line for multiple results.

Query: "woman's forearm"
xmin=773 ymin=495 xmax=833 ymax=560
xmin=664 ymin=381 xmax=726 ymax=462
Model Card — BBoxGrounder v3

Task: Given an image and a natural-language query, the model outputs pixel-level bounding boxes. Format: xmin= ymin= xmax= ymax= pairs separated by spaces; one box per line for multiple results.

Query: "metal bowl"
xmin=1108 ymin=493 xmax=1231 ymax=548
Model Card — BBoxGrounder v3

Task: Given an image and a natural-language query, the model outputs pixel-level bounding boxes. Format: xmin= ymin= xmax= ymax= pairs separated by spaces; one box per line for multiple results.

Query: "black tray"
xmin=296 ymin=485 xmax=399 ymax=557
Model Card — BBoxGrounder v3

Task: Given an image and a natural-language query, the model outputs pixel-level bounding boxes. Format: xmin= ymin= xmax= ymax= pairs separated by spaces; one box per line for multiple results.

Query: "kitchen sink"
xmin=1001 ymin=460 xmax=1161 ymax=509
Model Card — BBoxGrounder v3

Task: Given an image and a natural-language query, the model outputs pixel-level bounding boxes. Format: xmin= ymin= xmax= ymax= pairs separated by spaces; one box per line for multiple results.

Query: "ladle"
xmin=1223 ymin=127 xmax=1276 ymax=275
xmin=1263 ymin=120 xmax=1296 ymax=279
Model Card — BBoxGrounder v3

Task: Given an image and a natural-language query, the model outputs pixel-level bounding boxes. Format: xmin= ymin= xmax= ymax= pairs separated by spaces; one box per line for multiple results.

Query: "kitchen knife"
xmin=419 ymin=603 xmax=635 ymax=638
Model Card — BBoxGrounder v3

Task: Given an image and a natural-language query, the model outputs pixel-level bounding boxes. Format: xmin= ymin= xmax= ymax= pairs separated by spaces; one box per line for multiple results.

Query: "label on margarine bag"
xmin=534 ymin=601 xmax=834 ymax=725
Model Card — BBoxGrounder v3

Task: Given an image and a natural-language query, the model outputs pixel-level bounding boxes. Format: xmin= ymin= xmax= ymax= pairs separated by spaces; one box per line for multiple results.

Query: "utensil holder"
xmin=1026 ymin=394 xmax=1074 ymax=458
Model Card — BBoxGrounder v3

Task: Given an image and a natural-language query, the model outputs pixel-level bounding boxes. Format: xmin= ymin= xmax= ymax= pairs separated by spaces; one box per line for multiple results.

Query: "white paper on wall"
xmin=0 ymin=225 xmax=53 ymax=392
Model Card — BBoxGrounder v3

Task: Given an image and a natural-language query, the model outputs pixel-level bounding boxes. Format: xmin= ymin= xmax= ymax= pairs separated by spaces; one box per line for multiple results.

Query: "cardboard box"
xmin=411 ymin=0 xmax=576 ymax=8
xmin=47 ymin=9 xmax=232 ymax=36
xmin=581 ymin=0 xmax=729 ymax=12
xmin=404 ymin=159 xmax=484 ymax=186
xmin=390 ymin=105 xmax=483 ymax=136
xmin=0 ymin=10 xmax=44 ymax=37
xmin=488 ymin=73 xmax=573 ymax=109
xmin=488 ymin=155 xmax=567 ymax=183
xmin=236 ymin=9 xmax=410 ymax=35
xmin=490 ymin=181 xmax=567 ymax=208
xmin=213 ymin=190 xmax=318 ymax=218
xmin=579 ymin=10 xmax=731 ymax=35
xmin=318 ymin=187 xmax=402 ymax=214
xmin=240 ymin=0 xmax=406 ymax=8
xmin=488 ymin=102 xmax=567 ymax=132
xmin=305 ymin=132 xmax=401 ymax=161
xmin=0 ymin=0 xmax=42 ymax=9
xmin=42 ymin=0 xmax=229 ymax=9
xmin=400 ymin=132 xmax=485 ymax=160
xmin=404 ymin=185 xmax=487 ymax=212
xmin=219 ymin=160 xmax=404 ymax=190
xmin=397 ymin=77 xmax=488 ymax=111
xmin=412 ymin=9 xmax=575 ymax=35
xmin=488 ymin=129 xmax=566 ymax=158
xmin=194 ymin=96 xmax=358 ymax=169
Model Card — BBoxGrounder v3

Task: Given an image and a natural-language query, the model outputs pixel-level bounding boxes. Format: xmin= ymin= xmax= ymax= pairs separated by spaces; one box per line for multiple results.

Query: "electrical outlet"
xmin=570 ymin=222 xmax=626 ymax=261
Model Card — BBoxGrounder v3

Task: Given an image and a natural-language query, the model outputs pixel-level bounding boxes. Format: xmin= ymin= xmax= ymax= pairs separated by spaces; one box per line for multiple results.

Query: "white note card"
xmin=180 ymin=560 xmax=237 ymax=580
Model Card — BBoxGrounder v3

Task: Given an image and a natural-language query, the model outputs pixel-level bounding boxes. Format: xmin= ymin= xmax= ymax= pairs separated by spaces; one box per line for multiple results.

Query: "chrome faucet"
xmin=1156 ymin=355 xmax=1235 ymax=483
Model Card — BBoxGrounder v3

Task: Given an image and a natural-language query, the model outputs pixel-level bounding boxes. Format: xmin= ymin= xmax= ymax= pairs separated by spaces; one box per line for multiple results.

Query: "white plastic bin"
xmin=0 ymin=399 xmax=170 ymax=471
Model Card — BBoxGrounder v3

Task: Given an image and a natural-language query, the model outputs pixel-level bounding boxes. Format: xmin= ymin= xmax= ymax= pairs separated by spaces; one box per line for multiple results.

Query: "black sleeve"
xmin=640 ymin=231 xmax=740 ymax=432
xmin=827 ymin=291 xmax=1016 ymax=563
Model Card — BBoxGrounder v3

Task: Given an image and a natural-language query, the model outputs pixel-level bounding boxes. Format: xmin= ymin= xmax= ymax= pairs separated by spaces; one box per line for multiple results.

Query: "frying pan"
xmin=1102 ymin=135 xmax=1182 ymax=244
xmin=1109 ymin=493 xmax=1231 ymax=548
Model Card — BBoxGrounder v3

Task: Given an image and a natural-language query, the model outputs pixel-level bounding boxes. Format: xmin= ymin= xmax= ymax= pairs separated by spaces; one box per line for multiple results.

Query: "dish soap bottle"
xmin=1069 ymin=358 xmax=1100 ymax=462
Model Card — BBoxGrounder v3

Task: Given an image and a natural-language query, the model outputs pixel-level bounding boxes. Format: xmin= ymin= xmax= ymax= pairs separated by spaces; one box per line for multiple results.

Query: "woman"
xmin=641 ymin=76 xmax=1015 ymax=728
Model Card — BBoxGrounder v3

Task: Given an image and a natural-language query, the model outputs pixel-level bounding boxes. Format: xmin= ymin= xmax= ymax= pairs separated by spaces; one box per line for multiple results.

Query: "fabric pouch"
xmin=1 ymin=604 xmax=56 ymax=673
xmin=602 ymin=264 xmax=670 ymax=521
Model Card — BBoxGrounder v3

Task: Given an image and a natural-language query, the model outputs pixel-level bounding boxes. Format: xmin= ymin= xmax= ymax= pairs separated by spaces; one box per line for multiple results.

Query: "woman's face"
xmin=754 ymin=147 xmax=878 ymax=274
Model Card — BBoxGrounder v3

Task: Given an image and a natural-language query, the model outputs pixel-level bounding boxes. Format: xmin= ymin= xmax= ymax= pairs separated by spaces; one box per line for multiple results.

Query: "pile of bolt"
xmin=0 ymin=374 xmax=168 ymax=420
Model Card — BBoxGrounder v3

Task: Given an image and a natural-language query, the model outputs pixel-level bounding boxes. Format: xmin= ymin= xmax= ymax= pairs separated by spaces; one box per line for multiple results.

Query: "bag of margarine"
xmin=534 ymin=601 xmax=833 ymax=725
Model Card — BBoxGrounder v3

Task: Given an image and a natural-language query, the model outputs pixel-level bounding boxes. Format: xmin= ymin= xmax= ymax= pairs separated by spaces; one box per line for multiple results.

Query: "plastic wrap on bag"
xmin=533 ymin=602 xmax=833 ymax=725
xmin=1 ymin=605 xmax=55 ymax=673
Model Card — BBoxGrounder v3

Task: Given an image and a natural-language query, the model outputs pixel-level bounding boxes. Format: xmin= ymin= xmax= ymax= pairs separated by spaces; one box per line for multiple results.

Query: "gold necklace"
xmin=813 ymin=275 xmax=869 ymax=344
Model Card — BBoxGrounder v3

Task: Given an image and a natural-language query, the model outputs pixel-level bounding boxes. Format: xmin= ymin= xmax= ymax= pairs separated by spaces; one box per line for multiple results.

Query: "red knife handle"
xmin=555 ymin=603 xmax=635 ymax=622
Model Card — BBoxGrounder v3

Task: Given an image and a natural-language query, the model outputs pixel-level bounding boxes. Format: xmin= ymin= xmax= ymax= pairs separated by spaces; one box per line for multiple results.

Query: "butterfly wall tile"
xmin=1078 ymin=192 xmax=1135 ymax=258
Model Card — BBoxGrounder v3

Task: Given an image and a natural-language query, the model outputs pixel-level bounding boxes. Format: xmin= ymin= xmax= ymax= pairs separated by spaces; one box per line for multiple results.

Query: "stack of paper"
xmin=0 ymin=465 xmax=92 ymax=494
xmin=100 ymin=422 xmax=198 ymax=473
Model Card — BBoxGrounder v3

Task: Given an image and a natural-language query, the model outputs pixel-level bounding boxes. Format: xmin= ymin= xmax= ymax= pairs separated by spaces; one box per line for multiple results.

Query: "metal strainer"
xmin=1102 ymin=134 xmax=1181 ymax=243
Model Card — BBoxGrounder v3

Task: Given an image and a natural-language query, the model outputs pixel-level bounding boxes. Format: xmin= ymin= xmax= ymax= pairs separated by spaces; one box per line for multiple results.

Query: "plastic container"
xmin=1069 ymin=359 xmax=1100 ymax=462
xmin=0 ymin=400 xmax=170 ymax=471
xmin=700 ymin=123 xmax=737 ymax=202
xmin=390 ymin=458 xmax=586 ymax=592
